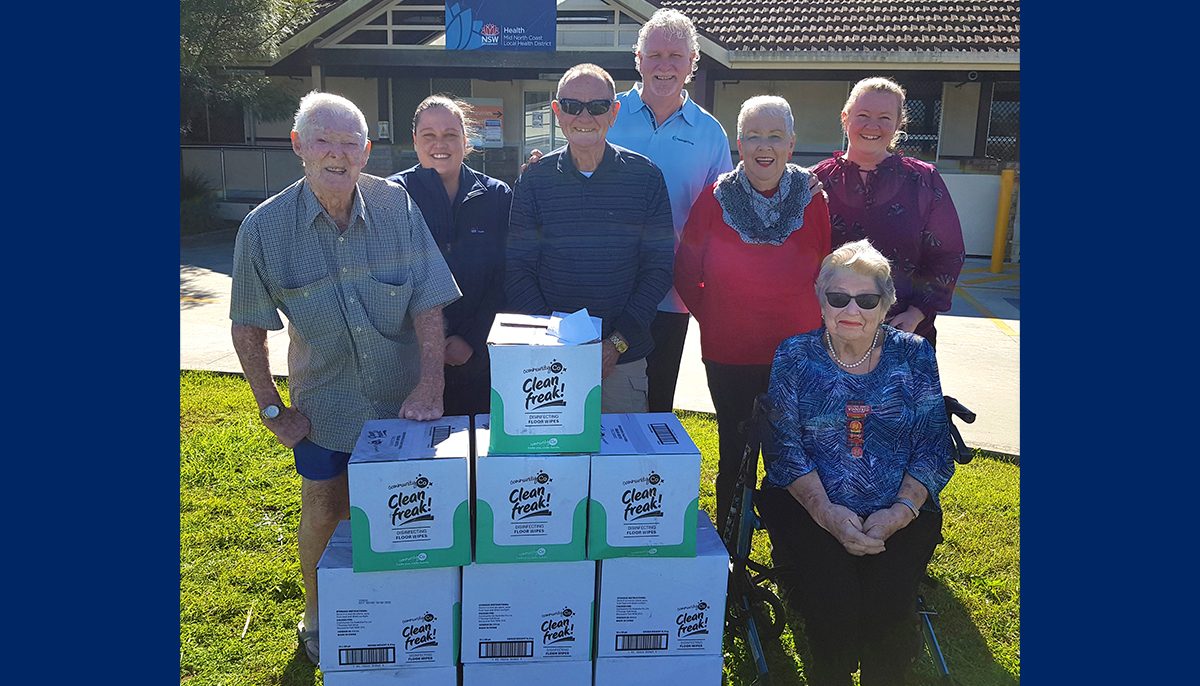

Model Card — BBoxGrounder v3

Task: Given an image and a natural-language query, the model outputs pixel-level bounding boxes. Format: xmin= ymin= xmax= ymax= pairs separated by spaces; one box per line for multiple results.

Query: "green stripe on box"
xmin=586 ymin=497 xmax=699 ymax=560
xmin=474 ymin=498 xmax=588 ymax=563
xmin=488 ymin=385 xmax=602 ymax=454
xmin=349 ymin=501 xmax=472 ymax=571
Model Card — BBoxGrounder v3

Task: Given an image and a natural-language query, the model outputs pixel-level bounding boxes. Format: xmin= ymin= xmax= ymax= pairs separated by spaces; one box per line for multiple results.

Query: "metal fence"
xmin=181 ymin=145 xmax=303 ymax=202
xmin=986 ymin=83 xmax=1019 ymax=162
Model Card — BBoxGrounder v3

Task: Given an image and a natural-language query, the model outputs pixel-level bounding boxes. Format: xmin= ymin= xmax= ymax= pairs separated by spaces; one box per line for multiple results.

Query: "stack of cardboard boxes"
xmin=317 ymin=417 xmax=472 ymax=685
xmin=462 ymin=313 xmax=602 ymax=684
xmin=314 ymin=312 xmax=730 ymax=684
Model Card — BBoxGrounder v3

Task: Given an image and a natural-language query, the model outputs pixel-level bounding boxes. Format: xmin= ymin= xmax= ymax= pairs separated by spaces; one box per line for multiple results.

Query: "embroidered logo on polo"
xmin=672 ymin=135 xmax=695 ymax=146
xmin=845 ymin=403 xmax=871 ymax=458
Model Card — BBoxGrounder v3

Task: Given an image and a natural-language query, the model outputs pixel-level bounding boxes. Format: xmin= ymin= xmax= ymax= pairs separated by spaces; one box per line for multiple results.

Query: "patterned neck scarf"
xmin=713 ymin=162 xmax=814 ymax=245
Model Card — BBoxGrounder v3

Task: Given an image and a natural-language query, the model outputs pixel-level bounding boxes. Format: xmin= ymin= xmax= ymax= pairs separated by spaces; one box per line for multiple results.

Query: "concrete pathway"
xmin=182 ymin=228 xmax=1019 ymax=456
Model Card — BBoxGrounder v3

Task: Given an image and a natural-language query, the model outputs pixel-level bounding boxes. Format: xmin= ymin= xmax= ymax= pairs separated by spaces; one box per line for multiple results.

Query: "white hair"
xmin=634 ymin=8 xmax=700 ymax=82
xmin=815 ymin=239 xmax=898 ymax=314
xmin=292 ymin=91 xmax=369 ymax=146
xmin=736 ymin=95 xmax=794 ymax=139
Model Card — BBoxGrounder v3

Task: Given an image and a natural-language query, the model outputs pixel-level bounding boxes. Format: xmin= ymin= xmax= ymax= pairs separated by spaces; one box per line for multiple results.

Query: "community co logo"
xmin=676 ymin=601 xmax=710 ymax=638
xmin=389 ymin=475 xmax=434 ymax=526
xmin=621 ymin=471 xmax=664 ymax=521
xmin=541 ymin=607 xmax=576 ymax=645
xmin=402 ymin=612 xmax=439 ymax=651
xmin=509 ymin=470 xmax=553 ymax=520
xmin=522 ymin=359 xmax=567 ymax=410
xmin=480 ymin=23 xmax=499 ymax=45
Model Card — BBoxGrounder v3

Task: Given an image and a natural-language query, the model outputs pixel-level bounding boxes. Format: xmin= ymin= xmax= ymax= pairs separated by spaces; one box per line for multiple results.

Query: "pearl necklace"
xmin=826 ymin=328 xmax=881 ymax=369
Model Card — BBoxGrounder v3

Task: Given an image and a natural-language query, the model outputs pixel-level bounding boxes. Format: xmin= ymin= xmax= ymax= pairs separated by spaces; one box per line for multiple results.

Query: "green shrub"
xmin=181 ymin=170 xmax=221 ymax=235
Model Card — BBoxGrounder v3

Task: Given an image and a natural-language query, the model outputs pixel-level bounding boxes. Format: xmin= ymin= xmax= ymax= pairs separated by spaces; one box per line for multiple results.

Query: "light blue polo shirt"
xmin=609 ymin=82 xmax=734 ymax=313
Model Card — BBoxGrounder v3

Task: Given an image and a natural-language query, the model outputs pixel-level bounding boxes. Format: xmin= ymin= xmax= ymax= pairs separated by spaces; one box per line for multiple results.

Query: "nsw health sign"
xmin=445 ymin=0 xmax=556 ymax=51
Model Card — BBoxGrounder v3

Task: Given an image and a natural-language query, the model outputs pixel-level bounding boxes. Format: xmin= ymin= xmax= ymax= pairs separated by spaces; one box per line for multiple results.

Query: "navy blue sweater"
xmin=506 ymin=143 xmax=674 ymax=363
xmin=390 ymin=164 xmax=511 ymax=412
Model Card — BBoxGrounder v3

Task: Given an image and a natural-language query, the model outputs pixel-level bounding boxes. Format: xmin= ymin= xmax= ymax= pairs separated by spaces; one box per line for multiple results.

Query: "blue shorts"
xmin=293 ymin=439 xmax=351 ymax=480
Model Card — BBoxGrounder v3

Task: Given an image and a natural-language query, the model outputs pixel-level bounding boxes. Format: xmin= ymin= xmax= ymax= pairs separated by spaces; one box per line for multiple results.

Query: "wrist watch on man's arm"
xmin=260 ymin=404 xmax=282 ymax=421
xmin=608 ymin=333 xmax=628 ymax=354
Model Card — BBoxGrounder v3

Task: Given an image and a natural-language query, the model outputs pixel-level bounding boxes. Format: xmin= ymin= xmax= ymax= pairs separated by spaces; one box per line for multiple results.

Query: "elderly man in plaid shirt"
xmin=229 ymin=91 xmax=460 ymax=666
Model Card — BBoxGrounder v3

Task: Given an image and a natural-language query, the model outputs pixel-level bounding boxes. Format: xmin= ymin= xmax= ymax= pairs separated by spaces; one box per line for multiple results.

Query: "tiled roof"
xmin=658 ymin=0 xmax=1020 ymax=53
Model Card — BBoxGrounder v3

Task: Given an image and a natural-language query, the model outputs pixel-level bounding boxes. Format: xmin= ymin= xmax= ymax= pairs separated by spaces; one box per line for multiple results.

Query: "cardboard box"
xmin=317 ymin=521 xmax=461 ymax=671
xmin=588 ymin=413 xmax=701 ymax=559
xmin=322 ymin=666 xmax=459 ymax=685
xmin=487 ymin=313 xmax=602 ymax=454
xmin=594 ymin=654 xmax=724 ymax=685
xmin=348 ymin=417 xmax=472 ymax=572
xmin=461 ymin=560 xmax=596 ymax=662
xmin=596 ymin=512 xmax=729 ymax=657
xmin=462 ymin=661 xmax=592 ymax=685
xmin=473 ymin=414 xmax=589 ymax=563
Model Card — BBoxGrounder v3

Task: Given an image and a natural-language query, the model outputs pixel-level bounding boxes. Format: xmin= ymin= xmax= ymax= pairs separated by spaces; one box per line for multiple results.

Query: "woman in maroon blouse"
xmin=811 ymin=77 xmax=965 ymax=347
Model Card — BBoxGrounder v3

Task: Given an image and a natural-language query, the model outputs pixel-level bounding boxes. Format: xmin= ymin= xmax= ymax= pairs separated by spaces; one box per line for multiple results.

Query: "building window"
xmin=523 ymin=90 xmax=560 ymax=158
xmin=986 ymin=82 xmax=1019 ymax=163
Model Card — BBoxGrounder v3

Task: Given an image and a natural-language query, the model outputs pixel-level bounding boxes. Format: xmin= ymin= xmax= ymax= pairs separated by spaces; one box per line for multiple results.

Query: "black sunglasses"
xmin=825 ymin=292 xmax=882 ymax=309
xmin=556 ymin=98 xmax=613 ymax=116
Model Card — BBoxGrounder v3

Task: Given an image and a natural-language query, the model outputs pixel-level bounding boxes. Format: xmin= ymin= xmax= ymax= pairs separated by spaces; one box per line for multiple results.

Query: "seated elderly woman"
xmin=757 ymin=238 xmax=955 ymax=686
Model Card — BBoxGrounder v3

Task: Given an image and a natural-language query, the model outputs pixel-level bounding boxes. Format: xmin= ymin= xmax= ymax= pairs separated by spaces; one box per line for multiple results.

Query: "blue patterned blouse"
xmin=764 ymin=326 xmax=954 ymax=516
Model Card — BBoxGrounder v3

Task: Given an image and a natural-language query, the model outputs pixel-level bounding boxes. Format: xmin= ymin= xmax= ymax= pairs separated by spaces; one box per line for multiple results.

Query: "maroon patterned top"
xmin=811 ymin=152 xmax=965 ymax=343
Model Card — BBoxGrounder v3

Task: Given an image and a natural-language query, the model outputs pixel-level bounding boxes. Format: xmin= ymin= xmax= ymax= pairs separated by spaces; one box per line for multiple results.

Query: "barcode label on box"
xmin=649 ymin=422 xmax=678 ymax=445
xmin=338 ymin=646 xmax=397 ymax=665
xmin=615 ymin=633 xmax=669 ymax=651
xmin=431 ymin=425 xmax=451 ymax=446
xmin=479 ymin=640 xmax=534 ymax=658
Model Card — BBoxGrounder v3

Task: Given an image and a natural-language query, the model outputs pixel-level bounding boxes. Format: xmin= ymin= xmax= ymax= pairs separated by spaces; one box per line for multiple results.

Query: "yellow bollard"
xmin=990 ymin=169 xmax=1016 ymax=273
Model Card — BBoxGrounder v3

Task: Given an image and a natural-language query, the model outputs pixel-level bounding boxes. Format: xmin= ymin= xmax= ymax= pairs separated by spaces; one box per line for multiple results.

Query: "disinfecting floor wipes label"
xmin=461 ymin=560 xmax=595 ymax=662
xmin=596 ymin=511 xmax=729 ymax=657
xmin=317 ymin=521 xmax=461 ymax=671
xmin=487 ymin=313 xmax=602 ymax=454
xmin=348 ymin=417 xmax=472 ymax=571
xmin=474 ymin=415 xmax=589 ymax=562
xmin=588 ymin=413 xmax=701 ymax=559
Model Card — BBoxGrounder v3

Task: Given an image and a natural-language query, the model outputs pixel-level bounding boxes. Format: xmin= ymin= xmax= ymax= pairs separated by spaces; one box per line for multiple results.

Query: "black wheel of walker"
xmin=748 ymin=583 xmax=788 ymax=642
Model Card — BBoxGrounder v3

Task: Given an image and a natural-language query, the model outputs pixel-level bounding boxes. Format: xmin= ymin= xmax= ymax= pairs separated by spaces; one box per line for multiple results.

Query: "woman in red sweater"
xmin=675 ymin=95 xmax=832 ymax=524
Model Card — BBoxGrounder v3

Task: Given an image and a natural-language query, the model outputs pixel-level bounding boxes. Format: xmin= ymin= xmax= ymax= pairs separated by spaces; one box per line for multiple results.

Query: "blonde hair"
xmin=412 ymin=94 xmax=478 ymax=155
xmin=841 ymin=77 xmax=908 ymax=151
xmin=815 ymin=239 xmax=898 ymax=313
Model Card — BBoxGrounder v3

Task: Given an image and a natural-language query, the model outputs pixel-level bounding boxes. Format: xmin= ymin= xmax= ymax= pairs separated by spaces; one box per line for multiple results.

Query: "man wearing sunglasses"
xmin=506 ymin=63 xmax=674 ymax=412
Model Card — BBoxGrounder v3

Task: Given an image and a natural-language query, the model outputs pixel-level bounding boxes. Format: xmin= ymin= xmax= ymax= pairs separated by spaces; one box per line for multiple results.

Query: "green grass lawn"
xmin=181 ymin=370 xmax=1019 ymax=685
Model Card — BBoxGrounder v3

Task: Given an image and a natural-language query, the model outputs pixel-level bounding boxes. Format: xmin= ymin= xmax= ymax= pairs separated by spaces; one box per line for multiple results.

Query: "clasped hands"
xmin=815 ymin=502 xmax=914 ymax=556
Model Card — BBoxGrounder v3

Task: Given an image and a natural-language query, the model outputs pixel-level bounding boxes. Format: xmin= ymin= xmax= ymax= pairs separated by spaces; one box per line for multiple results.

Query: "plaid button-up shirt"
xmin=231 ymin=174 xmax=461 ymax=451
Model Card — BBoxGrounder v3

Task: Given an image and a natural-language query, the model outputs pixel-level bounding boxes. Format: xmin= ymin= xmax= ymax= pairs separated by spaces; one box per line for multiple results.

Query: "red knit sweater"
xmin=674 ymin=184 xmax=832 ymax=365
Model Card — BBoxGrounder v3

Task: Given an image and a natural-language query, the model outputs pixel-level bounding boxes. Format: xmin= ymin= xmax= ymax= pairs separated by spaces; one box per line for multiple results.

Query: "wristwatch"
xmin=261 ymin=404 xmax=282 ymax=421
xmin=608 ymin=334 xmax=628 ymax=354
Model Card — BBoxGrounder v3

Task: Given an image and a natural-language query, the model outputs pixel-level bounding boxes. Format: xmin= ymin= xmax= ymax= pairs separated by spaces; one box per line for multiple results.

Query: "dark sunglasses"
xmin=825 ymin=292 xmax=882 ymax=309
xmin=556 ymin=98 xmax=613 ymax=116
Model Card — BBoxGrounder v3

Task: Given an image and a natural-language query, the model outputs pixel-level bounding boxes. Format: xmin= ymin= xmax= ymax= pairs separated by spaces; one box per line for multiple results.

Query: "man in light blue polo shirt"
xmin=607 ymin=8 xmax=733 ymax=413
